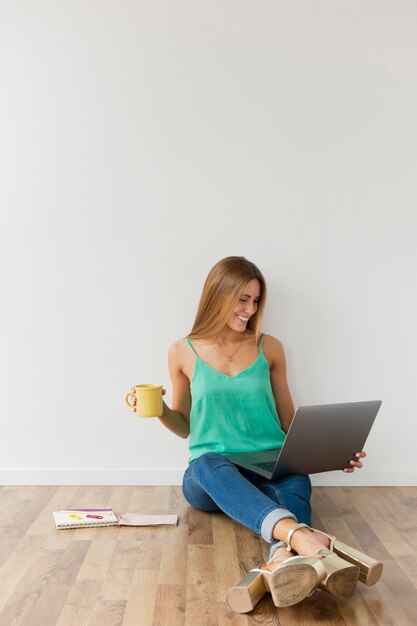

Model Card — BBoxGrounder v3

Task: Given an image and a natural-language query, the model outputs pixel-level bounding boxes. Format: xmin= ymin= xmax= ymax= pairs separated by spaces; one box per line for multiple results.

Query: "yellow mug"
xmin=125 ymin=384 xmax=164 ymax=417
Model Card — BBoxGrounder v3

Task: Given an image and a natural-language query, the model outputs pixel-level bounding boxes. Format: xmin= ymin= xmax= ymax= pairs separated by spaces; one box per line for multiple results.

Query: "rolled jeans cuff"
xmin=269 ymin=541 xmax=286 ymax=560
xmin=260 ymin=508 xmax=297 ymax=543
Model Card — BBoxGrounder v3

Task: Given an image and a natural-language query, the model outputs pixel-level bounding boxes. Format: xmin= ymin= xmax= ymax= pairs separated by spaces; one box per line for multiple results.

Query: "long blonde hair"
xmin=188 ymin=256 xmax=267 ymax=344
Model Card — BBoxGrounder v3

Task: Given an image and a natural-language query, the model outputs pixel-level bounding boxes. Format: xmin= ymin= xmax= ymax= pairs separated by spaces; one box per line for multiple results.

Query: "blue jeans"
xmin=182 ymin=452 xmax=312 ymax=559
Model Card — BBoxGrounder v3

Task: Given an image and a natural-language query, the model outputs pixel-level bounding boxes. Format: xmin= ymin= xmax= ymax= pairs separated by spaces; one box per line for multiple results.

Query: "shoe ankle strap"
xmin=286 ymin=523 xmax=311 ymax=552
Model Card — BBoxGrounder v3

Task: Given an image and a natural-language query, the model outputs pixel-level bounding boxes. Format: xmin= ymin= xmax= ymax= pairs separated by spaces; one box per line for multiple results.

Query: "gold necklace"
xmin=212 ymin=338 xmax=244 ymax=362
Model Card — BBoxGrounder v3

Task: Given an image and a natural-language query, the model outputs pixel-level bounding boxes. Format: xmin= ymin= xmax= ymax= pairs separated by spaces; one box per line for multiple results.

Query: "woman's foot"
xmin=289 ymin=527 xmax=331 ymax=557
xmin=272 ymin=519 xmax=331 ymax=558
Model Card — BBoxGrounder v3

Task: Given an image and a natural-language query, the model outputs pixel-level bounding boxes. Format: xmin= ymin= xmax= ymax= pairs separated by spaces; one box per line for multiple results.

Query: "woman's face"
xmin=226 ymin=279 xmax=261 ymax=333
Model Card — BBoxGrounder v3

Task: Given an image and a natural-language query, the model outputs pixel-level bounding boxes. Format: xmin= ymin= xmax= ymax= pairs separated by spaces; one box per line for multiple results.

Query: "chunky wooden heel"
xmin=226 ymin=570 xmax=266 ymax=613
xmin=332 ymin=540 xmax=383 ymax=586
xmin=315 ymin=549 xmax=360 ymax=599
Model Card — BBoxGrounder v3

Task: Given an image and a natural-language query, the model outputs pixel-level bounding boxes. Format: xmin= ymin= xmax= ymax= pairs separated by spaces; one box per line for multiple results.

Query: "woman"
xmin=158 ymin=256 xmax=382 ymax=612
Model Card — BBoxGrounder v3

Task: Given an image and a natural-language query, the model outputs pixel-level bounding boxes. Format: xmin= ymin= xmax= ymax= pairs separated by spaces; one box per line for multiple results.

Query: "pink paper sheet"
xmin=118 ymin=513 xmax=178 ymax=526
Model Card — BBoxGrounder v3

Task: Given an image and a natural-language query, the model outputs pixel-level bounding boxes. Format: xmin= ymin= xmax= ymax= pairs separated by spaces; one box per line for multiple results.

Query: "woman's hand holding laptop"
xmin=343 ymin=450 xmax=366 ymax=473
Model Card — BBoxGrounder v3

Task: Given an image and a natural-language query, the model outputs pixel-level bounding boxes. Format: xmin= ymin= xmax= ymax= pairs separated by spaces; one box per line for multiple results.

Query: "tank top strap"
xmin=259 ymin=333 xmax=264 ymax=352
xmin=185 ymin=337 xmax=199 ymax=356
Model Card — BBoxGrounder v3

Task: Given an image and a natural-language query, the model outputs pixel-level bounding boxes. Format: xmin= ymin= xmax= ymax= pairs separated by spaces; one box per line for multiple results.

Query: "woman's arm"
xmin=157 ymin=341 xmax=191 ymax=439
xmin=264 ymin=335 xmax=295 ymax=433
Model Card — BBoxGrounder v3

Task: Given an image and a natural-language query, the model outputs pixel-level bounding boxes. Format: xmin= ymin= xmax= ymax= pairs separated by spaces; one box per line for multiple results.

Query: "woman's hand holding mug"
xmin=125 ymin=384 xmax=166 ymax=417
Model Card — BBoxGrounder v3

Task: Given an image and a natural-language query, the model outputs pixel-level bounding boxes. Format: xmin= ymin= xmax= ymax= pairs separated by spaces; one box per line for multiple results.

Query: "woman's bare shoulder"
xmin=168 ymin=338 xmax=195 ymax=380
xmin=261 ymin=334 xmax=285 ymax=366
xmin=261 ymin=333 xmax=283 ymax=347
xmin=169 ymin=337 xmax=188 ymax=356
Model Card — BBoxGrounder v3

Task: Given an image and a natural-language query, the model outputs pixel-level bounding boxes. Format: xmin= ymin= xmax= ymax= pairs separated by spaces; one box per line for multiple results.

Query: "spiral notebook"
xmin=53 ymin=508 xmax=118 ymax=529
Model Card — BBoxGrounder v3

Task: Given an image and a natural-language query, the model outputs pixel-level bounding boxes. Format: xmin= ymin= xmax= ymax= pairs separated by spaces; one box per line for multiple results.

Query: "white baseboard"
xmin=310 ymin=468 xmax=417 ymax=486
xmin=0 ymin=468 xmax=416 ymax=486
xmin=0 ymin=469 xmax=186 ymax=486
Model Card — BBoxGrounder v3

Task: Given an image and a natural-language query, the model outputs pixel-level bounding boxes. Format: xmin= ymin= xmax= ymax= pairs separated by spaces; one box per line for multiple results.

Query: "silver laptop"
xmin=225 ymin=400 xmax=382 ymax=480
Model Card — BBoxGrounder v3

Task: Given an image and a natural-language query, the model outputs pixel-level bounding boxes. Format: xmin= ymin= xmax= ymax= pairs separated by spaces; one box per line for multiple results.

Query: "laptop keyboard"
xmin=252 ymin=461 xmax=276 ymax=472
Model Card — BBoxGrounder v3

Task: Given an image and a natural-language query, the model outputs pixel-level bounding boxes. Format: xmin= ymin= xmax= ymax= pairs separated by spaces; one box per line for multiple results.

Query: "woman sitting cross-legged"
xmin=157 ymin=256 xmax=383 ymax=612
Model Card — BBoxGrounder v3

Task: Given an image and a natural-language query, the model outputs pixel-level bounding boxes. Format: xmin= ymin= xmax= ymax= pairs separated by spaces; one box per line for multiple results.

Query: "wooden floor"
xmin=0 ymin=486 xmax=416 ymax=626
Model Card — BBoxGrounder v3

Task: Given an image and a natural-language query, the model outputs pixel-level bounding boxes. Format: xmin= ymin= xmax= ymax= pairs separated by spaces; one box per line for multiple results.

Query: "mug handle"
xmin=124 ymin=391 xmax=137 ymax=411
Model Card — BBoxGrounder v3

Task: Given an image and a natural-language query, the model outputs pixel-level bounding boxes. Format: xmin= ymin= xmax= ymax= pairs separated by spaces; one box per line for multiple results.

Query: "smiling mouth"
xmin=236 ymin=314 xmax=250 ymax=322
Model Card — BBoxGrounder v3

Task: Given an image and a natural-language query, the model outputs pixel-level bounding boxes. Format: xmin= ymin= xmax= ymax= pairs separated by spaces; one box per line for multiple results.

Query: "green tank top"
xmin=185 ymin=336 xmax=286 ymax=462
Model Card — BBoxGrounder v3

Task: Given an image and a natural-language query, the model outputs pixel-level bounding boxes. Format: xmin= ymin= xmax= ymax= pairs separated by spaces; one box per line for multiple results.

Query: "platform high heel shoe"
xmin=285 ymin=524 xmax=361 ymax=599
xmin=292 ymin=524 xmax=383 ymax=586
xmin=226 ymin=551 xmax=323 ymax=613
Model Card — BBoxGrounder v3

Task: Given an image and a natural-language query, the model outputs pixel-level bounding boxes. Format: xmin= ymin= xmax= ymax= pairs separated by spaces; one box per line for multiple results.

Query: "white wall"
xmin=1 ymin=1 xmax=416 ymax=486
